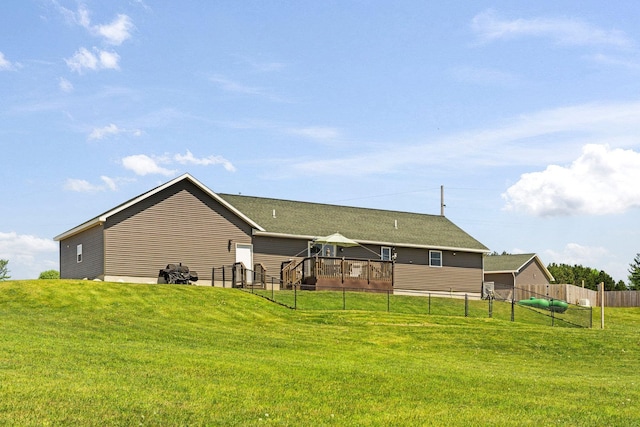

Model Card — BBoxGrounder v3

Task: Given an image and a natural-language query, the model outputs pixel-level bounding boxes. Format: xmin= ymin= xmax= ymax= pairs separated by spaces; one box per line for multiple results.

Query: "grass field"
xmin=0 ymin=280 xmax=638 ymax=426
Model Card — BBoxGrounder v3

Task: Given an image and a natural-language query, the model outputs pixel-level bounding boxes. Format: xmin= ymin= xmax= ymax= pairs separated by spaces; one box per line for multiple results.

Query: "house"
xmin=483 ymin=253 xmax=554 ymax=289
xmin=55 ymin=174 xmax=489 ymax=293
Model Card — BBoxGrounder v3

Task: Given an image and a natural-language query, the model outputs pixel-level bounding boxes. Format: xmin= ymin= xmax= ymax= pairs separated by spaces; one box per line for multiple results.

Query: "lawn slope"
xmin=0 ymin=280 xmax=638 ymax=426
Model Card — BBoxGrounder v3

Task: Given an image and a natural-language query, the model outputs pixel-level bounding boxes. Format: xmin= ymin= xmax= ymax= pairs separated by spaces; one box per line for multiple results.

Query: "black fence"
xmin=210 ymin=264 xmax=592 ymax=328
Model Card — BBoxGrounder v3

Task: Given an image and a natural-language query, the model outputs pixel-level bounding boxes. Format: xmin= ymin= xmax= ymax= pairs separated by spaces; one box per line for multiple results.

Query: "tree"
xmin=38 ymin=270 xmax=60 ymax=280
xmin=547 ymin=263 xmax=617 ymax=290
xmin=628 ymin=253 xmax=640 ymax=290
xmin=0 ymin=259 xmax=10 ymax=281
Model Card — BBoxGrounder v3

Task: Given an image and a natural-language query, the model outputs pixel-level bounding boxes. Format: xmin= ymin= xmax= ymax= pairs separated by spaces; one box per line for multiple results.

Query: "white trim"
xmin=54 ymin=173 xmax=265 ymax=241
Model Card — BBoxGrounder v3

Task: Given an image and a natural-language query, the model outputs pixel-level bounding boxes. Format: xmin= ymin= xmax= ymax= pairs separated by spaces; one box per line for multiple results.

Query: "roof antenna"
xmin=440 ymin=185 xmax=446 ymax=217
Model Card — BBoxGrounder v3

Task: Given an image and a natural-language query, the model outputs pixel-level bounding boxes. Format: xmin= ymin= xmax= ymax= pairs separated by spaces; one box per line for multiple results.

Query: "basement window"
xmin=77 ymin=244 xmax=83 ymax=263
xmin=429 ymin=250 xmax=442 ymax=267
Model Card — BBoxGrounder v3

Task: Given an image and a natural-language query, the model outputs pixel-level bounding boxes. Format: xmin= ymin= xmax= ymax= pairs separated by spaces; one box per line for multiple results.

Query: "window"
xmin=308 ymin=242 xmax=336 ymax=257
xmin=76 ymin=244 xmax=83 ymax=263
xmin=429 ymin=250 xmax=442 ymax=267
xmin=381 ymin=246 xmax=392 ymax=261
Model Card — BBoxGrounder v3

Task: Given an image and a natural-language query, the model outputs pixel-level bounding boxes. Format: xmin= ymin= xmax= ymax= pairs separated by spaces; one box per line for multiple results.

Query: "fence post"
xmin=211 ymin=267 xmax=215 ymax=287
xmin=294 ymin=285 xmax=297 ymax=310
xmin=464 ymin=294 xmax=469 ymax=317
xmin=488 ymin=296 xmax=493 ymax=318
xmin=511 ymin=297 xmax=515 ymax=322
xmin=222 ymin=266 xmax=226 ymax=288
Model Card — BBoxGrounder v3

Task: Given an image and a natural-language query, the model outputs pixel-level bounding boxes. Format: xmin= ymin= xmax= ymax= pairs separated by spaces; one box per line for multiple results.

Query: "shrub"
xmin=38 ymin=270 xmax=60 ymax=280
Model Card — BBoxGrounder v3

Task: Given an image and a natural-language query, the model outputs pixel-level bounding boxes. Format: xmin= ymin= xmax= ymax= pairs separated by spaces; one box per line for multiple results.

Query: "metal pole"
xmin=488 ymin=296 xmax=493 ymax=318
xmin=511 ymin=297 xmax=515 ymax=322
xmin=465 ymin=294 xmax=468 ymax=317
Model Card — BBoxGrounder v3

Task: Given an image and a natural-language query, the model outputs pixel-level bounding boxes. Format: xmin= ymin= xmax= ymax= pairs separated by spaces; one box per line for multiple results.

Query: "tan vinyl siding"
xmin=394 ymin=264 xmax=483 ymax=293
xmin=252 ymin=236 xmax=308 ymax=276
xmin=394 ymin=250 xmax=483 ymax=292
xmin=515 ymin=260 xmax=550 ymax=285
xmin=104 ymin=180 xmax=251 ymax=281
xmin=59 ymin=224 xmax=104 ymax=279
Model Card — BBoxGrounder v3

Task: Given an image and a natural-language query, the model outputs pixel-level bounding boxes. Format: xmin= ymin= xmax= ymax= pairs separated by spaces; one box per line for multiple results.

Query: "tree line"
xmin=489 ymin=252 xmax=640 ymax=291
xmin=548 ymin=253 xmax=640 ymax=291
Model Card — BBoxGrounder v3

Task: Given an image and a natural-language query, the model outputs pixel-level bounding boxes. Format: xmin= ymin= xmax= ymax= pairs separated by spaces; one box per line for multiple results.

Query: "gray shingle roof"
xmin=219 ymin=194 xmax=489 ymax=252
xmin=484 ymin=253 xmax=537 ymax=273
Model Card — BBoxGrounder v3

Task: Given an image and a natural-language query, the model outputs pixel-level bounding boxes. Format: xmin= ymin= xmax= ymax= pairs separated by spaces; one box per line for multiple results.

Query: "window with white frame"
xmin=77 ymin=244 xmax=83 ymax=263
xmin=308 ymin=242 xmax=336 ymax=257
xmin=381 ymin=246 xmax=392 ymax=261
xmin=429 ymin=250 xmax=442 ymax=267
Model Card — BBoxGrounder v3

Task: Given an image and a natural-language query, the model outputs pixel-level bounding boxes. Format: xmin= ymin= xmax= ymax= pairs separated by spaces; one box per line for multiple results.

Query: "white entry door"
xmin=235 ymin=243 xmax=253 ymax=284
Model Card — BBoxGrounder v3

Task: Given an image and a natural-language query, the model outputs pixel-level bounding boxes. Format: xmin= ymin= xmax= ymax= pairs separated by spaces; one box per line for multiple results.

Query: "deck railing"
xmin=282 ymin=256 xmax=393 ymax=289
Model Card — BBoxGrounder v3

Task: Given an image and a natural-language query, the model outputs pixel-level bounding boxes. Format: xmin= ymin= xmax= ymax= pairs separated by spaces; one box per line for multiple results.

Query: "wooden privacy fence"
xmin=515 ymin=284 xmax=640 ymax=307
xmin=605 ymin=290 xmax=640 ymax=307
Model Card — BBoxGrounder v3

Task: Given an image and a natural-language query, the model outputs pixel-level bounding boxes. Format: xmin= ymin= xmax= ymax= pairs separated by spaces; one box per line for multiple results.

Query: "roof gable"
xmin=54 ymin=174 xmax=263 ymax=241
xmin=484 ymin=253 xmax=554 ymax=281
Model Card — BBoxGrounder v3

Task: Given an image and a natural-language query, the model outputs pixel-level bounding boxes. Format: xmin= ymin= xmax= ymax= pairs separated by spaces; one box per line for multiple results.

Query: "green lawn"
xmin=0 ymin=280 xmax=638 ymax=426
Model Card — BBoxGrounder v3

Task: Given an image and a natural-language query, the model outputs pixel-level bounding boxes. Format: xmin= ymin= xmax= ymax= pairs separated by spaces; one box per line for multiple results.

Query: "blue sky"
xmin=2 ymin=1 xmax=640 ymax=282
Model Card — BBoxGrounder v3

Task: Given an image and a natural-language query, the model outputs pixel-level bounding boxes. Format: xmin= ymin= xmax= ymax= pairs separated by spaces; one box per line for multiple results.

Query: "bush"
xmin=38 ymin=270 xmax=60 ymax=280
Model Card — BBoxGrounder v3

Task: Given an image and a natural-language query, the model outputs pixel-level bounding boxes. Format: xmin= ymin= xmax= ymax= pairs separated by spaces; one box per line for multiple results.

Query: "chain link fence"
xmin=211 ymin=264 xmax=592 ymax=328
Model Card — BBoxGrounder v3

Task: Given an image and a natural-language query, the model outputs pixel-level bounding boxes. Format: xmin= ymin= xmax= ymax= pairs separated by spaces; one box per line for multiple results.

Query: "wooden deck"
xmin=282 ymin=256 xmax=393 ymax=292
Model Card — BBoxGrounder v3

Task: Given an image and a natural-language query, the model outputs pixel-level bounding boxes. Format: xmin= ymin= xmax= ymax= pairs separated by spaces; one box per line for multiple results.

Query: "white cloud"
xmin=64 ymin=176 xmax=122 ymax=192
xmin=64 ymin=178 xmax=102 ymax=192
xmin=209 ymin=75 xmax=287 ymax=102
xmin=55 ymin=3 xmax=133 ymax=45
xmin=88 ymin=123 xmax=120 ymax=140
xmin=545 ymin=243 xmax=610 ymax=268
xmin=471 ymin=9 xmax=633 ymax=48
xmin=58 ymin=77 xmax=74 ymax=92
xmin=100 ymin=176 xmax=117 ymax=191
xmin=65 ymin=47 xmax=120 ymax=73
xmin=209 ymin=75 xmax=265 ymax=96
xmin=88 ymin=123 xmax=143 ymax=140
xmin=586 ymin=53 xmax=640 ymax=69
xmin=287 ymin=127 xmax=341 ymax=140
xmin=94 ymin=14 xmax=134 ymax=45
xmin=451 ymin=66 xmax=519 ymax=86
xmin=503 ymin=144 xmax=640 ymax=216
xmin=98 ymin=50 xmax=120 ymax=69
xmin=0 ymin=51 xmax=16 ymax=71
xmin=174 ymin=150 xmax=236 ymax=172
xmin=122 ymin=154 xmax=176 ymax=176
xmin=0 ymin=231 xmax=58 ymax=279
xmin=289 ymin=101 xmax=640 ymax=178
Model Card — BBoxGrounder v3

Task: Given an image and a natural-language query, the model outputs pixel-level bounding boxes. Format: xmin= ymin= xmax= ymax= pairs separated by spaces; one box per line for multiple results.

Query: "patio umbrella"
xmin=314 ymin=232 xmax=360 ymax=247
